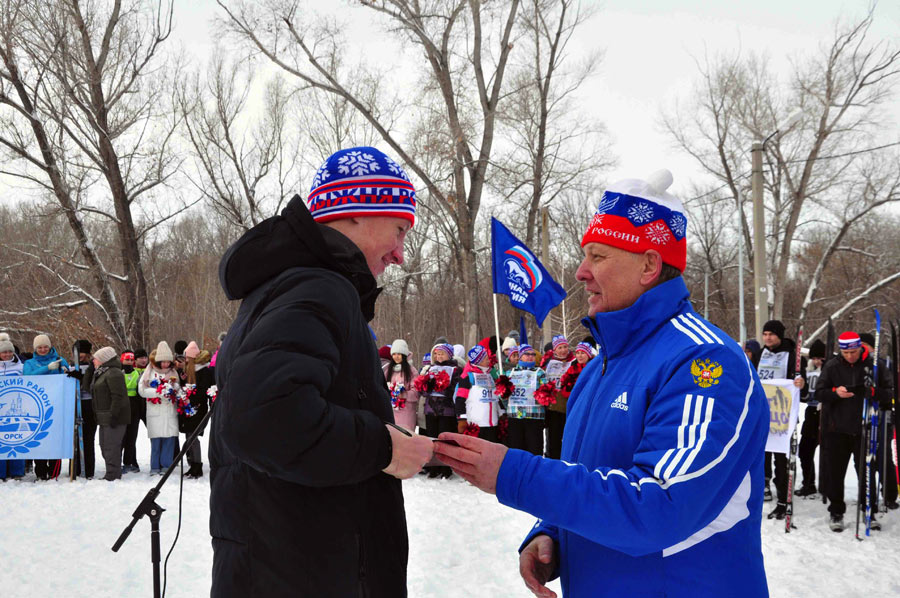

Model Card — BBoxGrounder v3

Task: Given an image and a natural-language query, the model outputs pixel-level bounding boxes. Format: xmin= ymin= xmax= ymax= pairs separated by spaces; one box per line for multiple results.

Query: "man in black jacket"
xmin=210 ymin=146 xmax=434 ymax=597
xmin=757 ymin=320 xmax=805 ymax=519
xmin=816 ymin=331 xmax=893 ymax=531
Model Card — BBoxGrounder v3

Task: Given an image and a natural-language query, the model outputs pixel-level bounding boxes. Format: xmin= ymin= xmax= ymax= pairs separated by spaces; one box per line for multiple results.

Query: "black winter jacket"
xmin=91 ymin=359 xmax=130 ymax=427
xmin=815 ymin=347 xmax=892 ymax=435
xmin=210 ymin=195 xmax=405 ymax=598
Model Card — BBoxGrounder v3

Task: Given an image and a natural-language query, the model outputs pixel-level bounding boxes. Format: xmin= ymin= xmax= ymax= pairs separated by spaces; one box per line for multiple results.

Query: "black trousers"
xmin=545 ymin=411 xmax=566 ymax=459
xmin=34 ymin=459 xmax=62 ymax=480
xmin=477 ymin=426 xmax=499 ymax=443
xmin=764 ymin=451 xmax=788 ymax=503
xmin=122 ymin=395 xmax=144 ymax=467
xmin=798 ymin=406 xmax=820 ymax=488
xmin=507 ymin=418 xmax=544 ymax=456
xmin=74 ymin=399 xmax=97 ymax=478
xmin=424 ymin=414 xmax=456 ymax=475
xmin=823 ymin=431 xmax=879 ymax=516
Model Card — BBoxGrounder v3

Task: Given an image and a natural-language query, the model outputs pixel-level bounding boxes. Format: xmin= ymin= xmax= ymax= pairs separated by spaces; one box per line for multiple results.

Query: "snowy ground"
xmin=1 ymin=432 xmax=898 ymax=598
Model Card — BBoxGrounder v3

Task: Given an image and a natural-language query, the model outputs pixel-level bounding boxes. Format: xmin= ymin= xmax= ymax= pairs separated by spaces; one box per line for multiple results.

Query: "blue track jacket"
xmin=496 ymin=278 xmax=769 ymax=597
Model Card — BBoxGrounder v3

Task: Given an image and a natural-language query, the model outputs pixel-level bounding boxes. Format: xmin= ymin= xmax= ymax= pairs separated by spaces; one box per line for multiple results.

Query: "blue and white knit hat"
xmin=307 ymin=146 xmax=416 ymax=226
xmin=431 ymin=343 xmax=454 ymax=361
xmin=518 ymin=343 xmax=535 ymax=355
xmin=552 ymin=335 xmax=569 ymax=350
xmin=467 ymin=345 xmax=488 ymax=366
xmin=575 ymin=342 xmax=594 ymax=356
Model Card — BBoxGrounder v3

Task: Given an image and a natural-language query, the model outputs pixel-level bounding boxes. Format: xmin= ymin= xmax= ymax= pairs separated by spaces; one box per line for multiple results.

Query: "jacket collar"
xmin=582 ymin=277 xmax=691 ymax=360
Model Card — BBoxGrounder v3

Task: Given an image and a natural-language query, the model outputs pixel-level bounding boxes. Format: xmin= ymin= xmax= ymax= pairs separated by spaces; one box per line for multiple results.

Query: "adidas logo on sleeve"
xmin=611 ymin=391 xmax=629 ymax=412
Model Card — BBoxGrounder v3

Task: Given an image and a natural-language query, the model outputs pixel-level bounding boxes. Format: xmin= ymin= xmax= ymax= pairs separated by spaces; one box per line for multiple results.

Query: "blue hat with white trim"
xmin=307 ymin=147 xmax=416 ymax=226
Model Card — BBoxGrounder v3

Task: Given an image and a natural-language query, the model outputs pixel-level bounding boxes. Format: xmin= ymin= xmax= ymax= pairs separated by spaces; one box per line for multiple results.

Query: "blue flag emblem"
xmin=491 ymin=218 xmax=566 ymax=326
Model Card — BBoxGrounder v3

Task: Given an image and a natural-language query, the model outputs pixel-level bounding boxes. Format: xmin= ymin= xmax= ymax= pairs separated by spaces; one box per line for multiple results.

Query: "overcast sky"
xmin=2 ymin=1 xmax=898 ymax=207
xmin=171 ymin=0 xmax=900 ymax=201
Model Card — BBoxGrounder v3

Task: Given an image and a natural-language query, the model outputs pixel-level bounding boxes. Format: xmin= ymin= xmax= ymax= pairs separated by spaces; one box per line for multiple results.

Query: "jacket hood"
xmin=218 ymin=195 xmax=379 ymax=317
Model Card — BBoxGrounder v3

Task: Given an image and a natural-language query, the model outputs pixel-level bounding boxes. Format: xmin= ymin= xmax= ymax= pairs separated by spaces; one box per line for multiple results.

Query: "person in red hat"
xmin=434 ymin=170 xmax=770 ymax=598
xmin=815 ymin=331 xmax=893 ymax=531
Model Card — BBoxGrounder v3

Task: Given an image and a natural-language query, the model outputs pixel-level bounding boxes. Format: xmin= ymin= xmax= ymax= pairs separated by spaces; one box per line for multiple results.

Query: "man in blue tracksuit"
xmin=435 ymin=170 xmax=770 ymax=597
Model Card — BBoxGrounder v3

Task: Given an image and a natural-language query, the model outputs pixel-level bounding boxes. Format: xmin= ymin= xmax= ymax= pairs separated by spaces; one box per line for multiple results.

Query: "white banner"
xmin=0 ymin=376 xmax=76 ymax=460
xmin=763 ymin=379 xmax=800 ymax=455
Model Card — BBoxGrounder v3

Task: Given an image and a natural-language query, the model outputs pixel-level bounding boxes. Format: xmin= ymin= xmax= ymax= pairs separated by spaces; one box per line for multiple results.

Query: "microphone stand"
xmin=112 ymin=403 xmax=214 ymax=598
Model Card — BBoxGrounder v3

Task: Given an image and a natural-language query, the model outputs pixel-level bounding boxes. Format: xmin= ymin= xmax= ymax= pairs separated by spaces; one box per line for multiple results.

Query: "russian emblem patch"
xmin=691 ymin=359 xmax=723 ymax=388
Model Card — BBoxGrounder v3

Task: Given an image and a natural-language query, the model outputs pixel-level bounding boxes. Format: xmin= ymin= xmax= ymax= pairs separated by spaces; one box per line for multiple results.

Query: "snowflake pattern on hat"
xmin=644 ymin=221 xmax=672 ymax=245
xmin=668 ymin=214 xmax=687 ymax=240
xmin=627 ymin=202 xmax=654 ymax=224
xmin=307 ymin=146 xmax=416 ymax=226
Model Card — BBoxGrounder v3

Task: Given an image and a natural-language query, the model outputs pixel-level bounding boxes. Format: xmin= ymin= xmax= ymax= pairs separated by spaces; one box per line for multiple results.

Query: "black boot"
xmin=794 ymin=484 xmax=817 ymax=497
xmin=767 ymin=502 xmax=787 ymax=520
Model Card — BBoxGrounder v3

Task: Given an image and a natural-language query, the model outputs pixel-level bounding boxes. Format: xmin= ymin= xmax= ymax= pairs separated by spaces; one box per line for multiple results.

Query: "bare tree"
xmin=179 ymin=54 xmax=304 ymax=231
xmin=0 ymin=0 xmax=188 ymax=347
xmin=663 ymin=8 xmax=900 ymax=337
xmin=493 ymin=0 xmax=611 ymax=247
xmin=216 ymin=0 xmax=526 ymax=347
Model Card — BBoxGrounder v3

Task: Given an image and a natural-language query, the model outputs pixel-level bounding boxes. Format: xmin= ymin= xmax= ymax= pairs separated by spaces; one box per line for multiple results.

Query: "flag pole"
xmin=493 ymin=293 xmax=504 ymax=376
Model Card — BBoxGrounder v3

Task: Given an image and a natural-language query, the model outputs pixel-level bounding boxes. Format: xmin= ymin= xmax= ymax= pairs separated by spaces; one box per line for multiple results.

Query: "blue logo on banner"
xmin=0 ymin=385 xmax=53 ymax=457
xmin=0 ymin=377 xmax=73 ymax=460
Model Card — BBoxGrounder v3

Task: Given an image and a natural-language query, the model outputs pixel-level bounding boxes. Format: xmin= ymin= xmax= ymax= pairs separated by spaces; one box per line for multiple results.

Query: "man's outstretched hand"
xmin=382 ymin=425 xmax=434 ymax=479
xmin=519 ymin=534 xmax=558 ymax=598
xmin=432 ymin=432 xmax=507 ymax=494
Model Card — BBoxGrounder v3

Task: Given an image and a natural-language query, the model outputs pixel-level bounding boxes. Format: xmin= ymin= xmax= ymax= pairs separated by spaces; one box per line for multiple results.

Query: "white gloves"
xmin=47 ymin=360 xmax=60 ymax=371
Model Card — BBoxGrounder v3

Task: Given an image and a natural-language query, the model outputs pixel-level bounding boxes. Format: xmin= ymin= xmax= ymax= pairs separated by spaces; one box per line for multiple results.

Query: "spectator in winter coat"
xmin=421 ymin=342 xmax=463 ymax=478
xmin=24 ymin=334 xmax=71 ymax=481
xmin=120 ymin=350 xmax=144 ymax=473
xmin=179 ymin=341 xmax=213 ymax=479
xmin=796 ymin=339 xmax=826 ymax=497
xmin=434 ymin=170 xmax=770 ymax=598
xmin=210 ymin=332 xmax=226 ymax=368
xmin=454 ymin=345 xmax=501 ymax=442
xmin=504 ymin=344 xmax=548 ymax=457
xmin=210 ymin=147 xmax=432 ymax=598
xmin=70 ymin=339 xmax=97 ymax=479
xmin=816 ymin=332 xmax=893 ymax=531
xmin=139 ymin=341 xmax=181 ymax=474
xmin=384 ymin=339 xmax=419 ymax=432
xmin=91 ymin=347 xmax=130 ymax=481
xmin=757 ymin=319 xmax=805 ymax=520
xmin=0 ymin=339 xmax=26 ymax=480
xmin=858 ymin=332 xmax=900 ymax=509
xmin=543 ymin=335 xmax=577 ymax=460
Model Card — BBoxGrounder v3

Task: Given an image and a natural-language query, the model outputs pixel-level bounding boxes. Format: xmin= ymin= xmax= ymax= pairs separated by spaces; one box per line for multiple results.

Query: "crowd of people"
xmin=742 ymin=320 xmax=898 ymax=532
xmin=378 ymin=332 xmax=597 ymax=478
xmin=0 ymin=331 xmax=224 ymax=482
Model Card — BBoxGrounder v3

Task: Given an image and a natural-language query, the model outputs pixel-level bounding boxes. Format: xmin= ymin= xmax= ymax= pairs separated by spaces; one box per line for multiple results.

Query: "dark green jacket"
xmin=92 ymin=358 xmax=131 ymax=427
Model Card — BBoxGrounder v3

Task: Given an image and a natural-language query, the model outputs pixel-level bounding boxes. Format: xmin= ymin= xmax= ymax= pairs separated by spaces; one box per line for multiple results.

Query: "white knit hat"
xmin=33 ymin=334 xmax=51 ymax=350
xmin=389 ymin=339 xmax=410 ymax=356
xmin=0 ymin=332 xmax=10 ymax=342
xmin=501 ymin=336 xmax=517 ymax=352
xmin=93 ymin=346 xmax=118 ymax=364
xmin=0 ymin=340 xmax=14 ymax=353
xmin=154 ymin=341 xmax=174 ymax=362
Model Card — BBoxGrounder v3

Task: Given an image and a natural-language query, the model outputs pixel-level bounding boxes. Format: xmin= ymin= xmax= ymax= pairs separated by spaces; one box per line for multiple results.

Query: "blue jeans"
xmin=150 ymin=437 xmax=176 ymax=471
xmin=0 ymin=459 xmax=26 ymax=478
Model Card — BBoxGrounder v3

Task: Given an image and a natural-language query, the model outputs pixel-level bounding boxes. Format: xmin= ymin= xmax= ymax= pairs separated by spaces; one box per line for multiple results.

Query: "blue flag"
xmin=491 ymin=217 xmax=566 ymax=327
xmin=0 ymin=376 xmax=76 ymax=460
